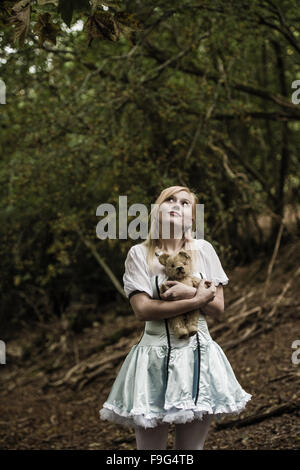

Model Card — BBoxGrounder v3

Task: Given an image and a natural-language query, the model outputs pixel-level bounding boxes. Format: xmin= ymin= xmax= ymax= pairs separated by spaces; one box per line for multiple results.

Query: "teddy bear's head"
xmin=158 ymin=250 xmax=193 ymax=280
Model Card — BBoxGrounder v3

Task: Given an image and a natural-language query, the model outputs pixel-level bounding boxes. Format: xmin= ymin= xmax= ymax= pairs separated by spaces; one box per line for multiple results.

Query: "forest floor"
xmin=0 ymin=238 xmax=299 ymax=450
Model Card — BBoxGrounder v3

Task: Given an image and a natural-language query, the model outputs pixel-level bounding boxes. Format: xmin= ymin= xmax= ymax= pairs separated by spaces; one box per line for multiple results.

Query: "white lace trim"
xmin=99 ymin=392 xmax=252 ymax=429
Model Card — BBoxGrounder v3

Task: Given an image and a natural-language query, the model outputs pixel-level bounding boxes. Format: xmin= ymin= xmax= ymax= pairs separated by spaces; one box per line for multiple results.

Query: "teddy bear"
xmin=158 ymin=249 xmax=211 ymax=340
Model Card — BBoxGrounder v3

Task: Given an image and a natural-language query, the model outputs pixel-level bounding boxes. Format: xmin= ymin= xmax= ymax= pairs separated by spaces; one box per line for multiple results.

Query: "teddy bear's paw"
xmin=175 ymin=327 xmax=190 ymax=340
xmin=179 ymin=333 xmax=190 ymax=340
xmin=188 ymin=329 xmax=198 ymax=337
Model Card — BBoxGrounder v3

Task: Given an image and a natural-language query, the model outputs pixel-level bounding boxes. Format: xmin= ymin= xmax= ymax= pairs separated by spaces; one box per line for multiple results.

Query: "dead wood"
xmin=267 ymin=371 xmax=300 ymax=383
xmin=220 ymin=323 xmax=257 ymax=349
xmin=49 ymin=351 xmax=126 ymax=387
xmin=215 ymin=401 xmax=300 ymax=430
xmin=75 ymin=226 xmax=127 ymax=299
xmin=226 ymin=291 xmax=255 ymax=311
xmin=267 ymin=265 xmax=300 ymax=319
xmin=262 ymin=219 xmax=284 ymax=301
xmin=209 ymin=300 xmax=259 ymax=337
xmin=48 ymin=338 xmax=137 ymax=390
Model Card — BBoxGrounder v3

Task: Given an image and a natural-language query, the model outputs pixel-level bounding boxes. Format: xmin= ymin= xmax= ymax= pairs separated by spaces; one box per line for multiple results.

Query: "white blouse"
xmin=123 ymin=239 xmax=229 ymax=300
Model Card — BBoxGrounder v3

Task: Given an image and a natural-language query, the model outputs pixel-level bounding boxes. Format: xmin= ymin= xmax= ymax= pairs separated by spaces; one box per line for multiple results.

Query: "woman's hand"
xmin=160 ymin=281 xmax=196 ymax=301
xmin=195 ymin=279 xmax=216 ymax=305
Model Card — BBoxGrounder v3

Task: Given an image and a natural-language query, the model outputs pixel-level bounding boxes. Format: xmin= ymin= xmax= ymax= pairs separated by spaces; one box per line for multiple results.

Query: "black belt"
xmin=155 ymin=273 xmax=203 ymax=406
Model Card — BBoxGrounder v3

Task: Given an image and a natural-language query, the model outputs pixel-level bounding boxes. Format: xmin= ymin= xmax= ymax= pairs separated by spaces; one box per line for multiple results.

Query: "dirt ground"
xmin=0 ymin=239 xmax=299 ymax=450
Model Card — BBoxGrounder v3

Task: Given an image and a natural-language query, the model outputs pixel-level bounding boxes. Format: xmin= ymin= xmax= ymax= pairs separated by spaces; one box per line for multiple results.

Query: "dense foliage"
xmin=0 ymin=0 xmax=299 ymax=331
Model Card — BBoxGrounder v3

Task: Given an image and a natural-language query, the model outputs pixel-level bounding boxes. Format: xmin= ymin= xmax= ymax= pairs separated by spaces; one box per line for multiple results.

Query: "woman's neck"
xmin=156 ymin=238 xmax=185 ymax=255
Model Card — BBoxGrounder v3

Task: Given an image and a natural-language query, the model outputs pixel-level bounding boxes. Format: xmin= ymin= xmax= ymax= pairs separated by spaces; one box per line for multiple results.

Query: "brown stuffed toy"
xmin=158 ymin=249 xmax=211 ymax=340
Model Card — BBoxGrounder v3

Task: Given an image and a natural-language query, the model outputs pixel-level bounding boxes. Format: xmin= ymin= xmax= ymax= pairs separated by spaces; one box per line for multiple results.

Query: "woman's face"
xmin=158 ymin=190 xmax=194 ymax=236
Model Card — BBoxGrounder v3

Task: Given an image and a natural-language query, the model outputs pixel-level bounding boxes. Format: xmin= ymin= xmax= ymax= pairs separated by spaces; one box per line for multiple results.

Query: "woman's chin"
xmin=167 ymin=218 xmax=184 ymax=229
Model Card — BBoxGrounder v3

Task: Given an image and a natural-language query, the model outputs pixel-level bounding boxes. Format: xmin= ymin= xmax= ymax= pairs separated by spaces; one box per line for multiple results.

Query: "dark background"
xmin=0 ymin=0 xmax=299 ymax=450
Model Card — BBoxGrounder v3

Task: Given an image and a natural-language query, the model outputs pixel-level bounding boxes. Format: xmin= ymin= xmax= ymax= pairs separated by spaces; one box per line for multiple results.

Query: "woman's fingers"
xmin=209 ymin=283 xmax=217 ymax=299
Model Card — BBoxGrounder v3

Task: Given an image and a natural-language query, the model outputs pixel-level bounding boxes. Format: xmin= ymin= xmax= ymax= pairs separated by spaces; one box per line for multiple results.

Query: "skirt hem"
xmin=99 ymin=392 xmax=252 ymax=429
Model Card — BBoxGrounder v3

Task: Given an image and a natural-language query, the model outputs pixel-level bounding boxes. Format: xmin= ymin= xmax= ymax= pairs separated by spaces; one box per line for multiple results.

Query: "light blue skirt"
xmin=99 ymin=312 xmax=252 ymax=429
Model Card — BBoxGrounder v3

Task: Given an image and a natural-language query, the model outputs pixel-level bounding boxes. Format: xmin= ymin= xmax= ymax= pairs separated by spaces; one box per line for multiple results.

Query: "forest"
xmin=0 ymin=0 xmax=299 ymax=451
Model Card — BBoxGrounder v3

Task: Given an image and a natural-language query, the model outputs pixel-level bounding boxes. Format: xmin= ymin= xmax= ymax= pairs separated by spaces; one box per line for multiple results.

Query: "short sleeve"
xmin=123 ymin=245 xmax=153 ymax=300
xmin=201 ymin=240 xmax=229 ymax=286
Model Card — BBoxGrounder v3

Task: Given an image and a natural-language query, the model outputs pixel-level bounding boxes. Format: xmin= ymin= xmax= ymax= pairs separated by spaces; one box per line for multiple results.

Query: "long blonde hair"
xmin=142 ymin=186 xmax=199 ymax=273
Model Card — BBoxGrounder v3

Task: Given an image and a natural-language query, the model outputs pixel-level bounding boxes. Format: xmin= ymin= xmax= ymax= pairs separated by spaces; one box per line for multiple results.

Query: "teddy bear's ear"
xmin=178 ymin=250 xmax=191 ymax=259
xmin=158 ymin=253 xmax=169 ymax=266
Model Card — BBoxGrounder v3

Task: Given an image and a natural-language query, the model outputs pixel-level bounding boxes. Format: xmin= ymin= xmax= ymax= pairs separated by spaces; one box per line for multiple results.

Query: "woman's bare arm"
xmin=160 ymin=285 xmax=224 ymax=319
xmin=130 ymin=280 xmax=215 ymax=321
xmin=130 ymin=294 xmax=203 ymax=321
xmin=174 ymin=285 xmax=224 ymax=317
xmin=200 ymin=285 xmax=224 ymax=318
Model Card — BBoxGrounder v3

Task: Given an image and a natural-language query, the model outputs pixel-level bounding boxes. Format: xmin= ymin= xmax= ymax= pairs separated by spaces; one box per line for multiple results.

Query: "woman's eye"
xmin=166 ymin=197 xmax=190 ymax=205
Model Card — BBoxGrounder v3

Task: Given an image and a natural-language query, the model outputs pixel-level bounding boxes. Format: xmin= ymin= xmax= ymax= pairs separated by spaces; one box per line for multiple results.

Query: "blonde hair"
xmin=142 ymin=186 xmax=199 ymax=273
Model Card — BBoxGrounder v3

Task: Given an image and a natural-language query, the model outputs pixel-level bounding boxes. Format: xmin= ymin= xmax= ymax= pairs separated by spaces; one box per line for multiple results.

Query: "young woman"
xmin=99 ymin=185 xmax=252 ymax=450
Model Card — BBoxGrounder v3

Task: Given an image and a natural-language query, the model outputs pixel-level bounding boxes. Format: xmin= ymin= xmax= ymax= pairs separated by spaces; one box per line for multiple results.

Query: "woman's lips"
xmin=169 ymin=211 xmax=180 ymax=216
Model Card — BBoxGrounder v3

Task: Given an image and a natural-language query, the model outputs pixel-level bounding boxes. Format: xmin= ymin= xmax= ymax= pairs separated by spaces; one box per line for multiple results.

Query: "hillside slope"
xmin=0 ymin=238 xmax=299 ymax=450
